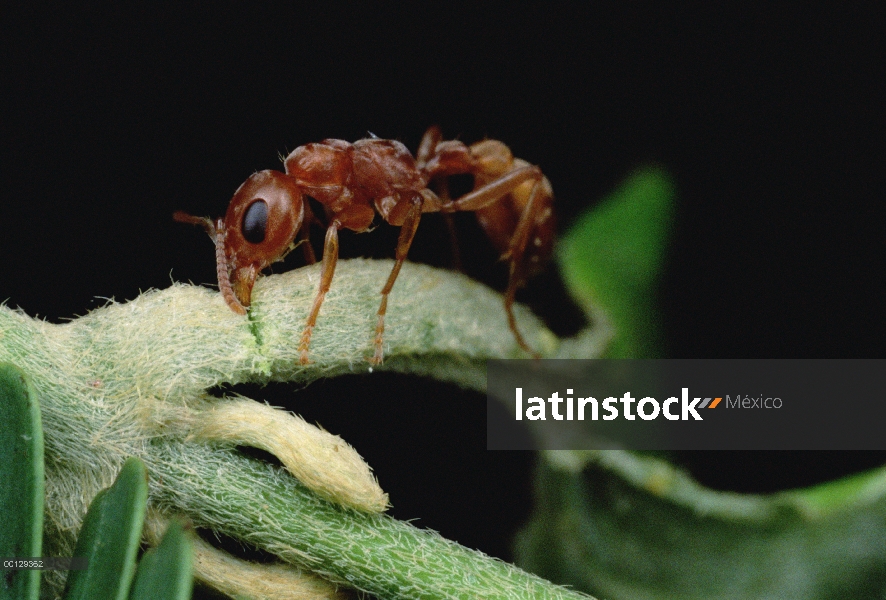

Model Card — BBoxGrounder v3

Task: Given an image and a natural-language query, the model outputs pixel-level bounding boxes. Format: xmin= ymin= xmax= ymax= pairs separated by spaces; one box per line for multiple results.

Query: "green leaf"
xmin=63 ymin=457 xmax=148 ymax=600
xmin=790 ymin=466 xmax=886 ymax=514
xmin=516 ymin=451 xmax=886 ymax=600
xmin=129 ymin=519 xmax=194 ymax=600
xmin=558 ymin=167 xmax=675 ymax=357
xmin=539 ymin=172 xmax=886 ymax=598
xmin=0 ymin=363 xmax=44 ymax=600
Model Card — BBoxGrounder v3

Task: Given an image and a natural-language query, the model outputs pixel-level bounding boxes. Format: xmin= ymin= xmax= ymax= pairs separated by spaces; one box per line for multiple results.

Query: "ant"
xmin=174 ymin=126 xmax=554 ymax=365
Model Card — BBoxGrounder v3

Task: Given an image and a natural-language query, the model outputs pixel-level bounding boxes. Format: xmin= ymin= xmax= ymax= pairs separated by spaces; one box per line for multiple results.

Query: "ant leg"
xmin=443 ymin=212 xmax=463 ymax=271
xmin=441 ymin=166 xmax=548 ymax=358
xmin=416 ymin=125 xmax=442 ymax=169
xmin=297 ymin=225 xmax=317 ymax=264
xmin=503 ymin=271 xmax=535 ymax=357
xmin=501 ymin=173 xmax=550 ymax=261
xmin=439 ymin=165 xmax=543 ymax=213
xmin=430 ymin=164 xmax=465 ymax=271
xmin=424 ymin=166 xmax=464 ymax=271
xmin=298 ymin=222 xmax=340 ymax=364
xmin=502 ymin=182 xmax=550 ymax=358
xmin=297 ymin=203 xmax=319 ymax=265
xmin=416 ymin=128 xmax=471 ymax=266
xmin=370 ymin=198 xmax=423 ymax=365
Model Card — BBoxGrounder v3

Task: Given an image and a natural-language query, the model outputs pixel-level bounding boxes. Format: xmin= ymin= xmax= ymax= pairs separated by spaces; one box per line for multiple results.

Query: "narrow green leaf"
xmin=63 ymin=457 xmax=148 ymax=600
xmin=558 ymin=167 xmax=675 ymax=357
xmin=0 ymin=363 xmax=44 ymax=600
xmin=129 ymin=519 xmax=194 ymax=600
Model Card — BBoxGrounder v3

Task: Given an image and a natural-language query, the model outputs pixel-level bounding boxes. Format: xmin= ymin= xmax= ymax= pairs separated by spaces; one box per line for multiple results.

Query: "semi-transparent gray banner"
xmin=487 ymin=359 xmax=885 ymax=450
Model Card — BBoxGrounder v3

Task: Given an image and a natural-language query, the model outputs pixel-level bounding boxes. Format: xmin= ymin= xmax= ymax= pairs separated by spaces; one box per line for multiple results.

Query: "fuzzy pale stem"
xmin=0 ymin=259 xmax=605 ymax=599
xmin=183 ymin=398 xmax=388 ymax=512
xmin=143 ymin=511 xmax=350 ymax=600
xmin=151 ymin=441 xmax=596 ymax=600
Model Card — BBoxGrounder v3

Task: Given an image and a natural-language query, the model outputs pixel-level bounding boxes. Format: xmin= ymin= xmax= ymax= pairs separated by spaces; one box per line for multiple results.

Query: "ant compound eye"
xmin=241 ymin=199 xmax=268 ymax=244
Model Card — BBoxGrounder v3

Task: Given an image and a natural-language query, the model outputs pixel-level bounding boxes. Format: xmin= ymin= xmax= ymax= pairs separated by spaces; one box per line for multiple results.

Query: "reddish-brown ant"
xmin=174 ymin=126 xmax=554 ymax=365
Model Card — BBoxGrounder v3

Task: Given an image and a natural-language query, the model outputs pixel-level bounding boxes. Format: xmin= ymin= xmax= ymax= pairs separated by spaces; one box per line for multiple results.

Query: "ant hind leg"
xmin=441 ymin=164 xmax=552 ymax=358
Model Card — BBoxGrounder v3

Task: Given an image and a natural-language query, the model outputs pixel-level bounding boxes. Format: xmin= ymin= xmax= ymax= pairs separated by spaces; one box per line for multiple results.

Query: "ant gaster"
xmin=174 ymin=126 xmax=554 ymax=365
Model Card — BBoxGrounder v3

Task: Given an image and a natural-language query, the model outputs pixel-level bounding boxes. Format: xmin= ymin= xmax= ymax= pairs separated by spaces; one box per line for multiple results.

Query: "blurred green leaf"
xmin=0 ymin=363 xmax=44 ymax=600
xmin=558 ymin=167 xmax=675 ymax=357
xmin=517 ymin=451 xmax=886 ymax=600
xmin=791 ymin=467 xmax=886 ymax=513
xmin=129 ymin=519 xmax=193 ymax=600
xmin=63 ymin=457 xmax=148 ymax=600
xmin=528 ymin=170 xmax=886 ymax=599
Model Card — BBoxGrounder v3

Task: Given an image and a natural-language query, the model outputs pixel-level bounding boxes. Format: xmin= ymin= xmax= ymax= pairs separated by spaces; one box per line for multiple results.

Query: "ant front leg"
xmin=298 ymin=221 xmax=340 ymax=364
xmin=371 ymin=197 xmax=423 ymax=365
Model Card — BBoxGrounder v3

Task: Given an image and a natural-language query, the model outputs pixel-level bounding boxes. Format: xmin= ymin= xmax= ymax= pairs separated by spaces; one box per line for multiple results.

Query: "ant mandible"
xmin=174 ymin=126 xmax=554 ymax=365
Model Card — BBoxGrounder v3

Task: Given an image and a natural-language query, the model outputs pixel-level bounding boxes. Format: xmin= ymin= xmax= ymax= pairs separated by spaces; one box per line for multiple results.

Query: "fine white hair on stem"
xmin=183 ymin=397 xmax=388 ymax=512
xmin=143 ymin=510 xmax=348 ymax=600
xmin=0 ymin=259 xmax=589 ymax=599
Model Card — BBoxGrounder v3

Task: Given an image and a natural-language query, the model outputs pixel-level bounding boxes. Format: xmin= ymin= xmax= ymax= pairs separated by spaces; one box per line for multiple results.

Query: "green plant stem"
xmin=0 ymin=259 xmax=605 ymax=599
xmin=152 ymin=441 xmax=592 ymax=600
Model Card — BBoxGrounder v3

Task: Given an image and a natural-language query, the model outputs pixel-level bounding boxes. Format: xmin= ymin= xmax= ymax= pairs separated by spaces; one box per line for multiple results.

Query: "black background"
xmin=2 ymin=3 xmax=883 ymax=582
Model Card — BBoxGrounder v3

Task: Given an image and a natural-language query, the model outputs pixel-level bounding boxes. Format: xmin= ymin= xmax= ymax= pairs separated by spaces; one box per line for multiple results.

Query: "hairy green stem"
xmin=152 ymin=441 xmax=593 ymax=600
xmin=0 ymin=259 xmax=605 ymax=599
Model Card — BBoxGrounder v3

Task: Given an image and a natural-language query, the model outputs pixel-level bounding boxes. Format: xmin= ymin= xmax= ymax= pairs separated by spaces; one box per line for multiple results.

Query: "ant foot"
xmin=367 ymin=348 xmax=384 ymax=366
xmin=298 ymin=326 xmax=314 ymax=364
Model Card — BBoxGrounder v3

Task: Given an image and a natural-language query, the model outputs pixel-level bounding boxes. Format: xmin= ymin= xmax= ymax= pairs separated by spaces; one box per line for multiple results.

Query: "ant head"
xmin=222 ymin=170 xmax=304 ymax=307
